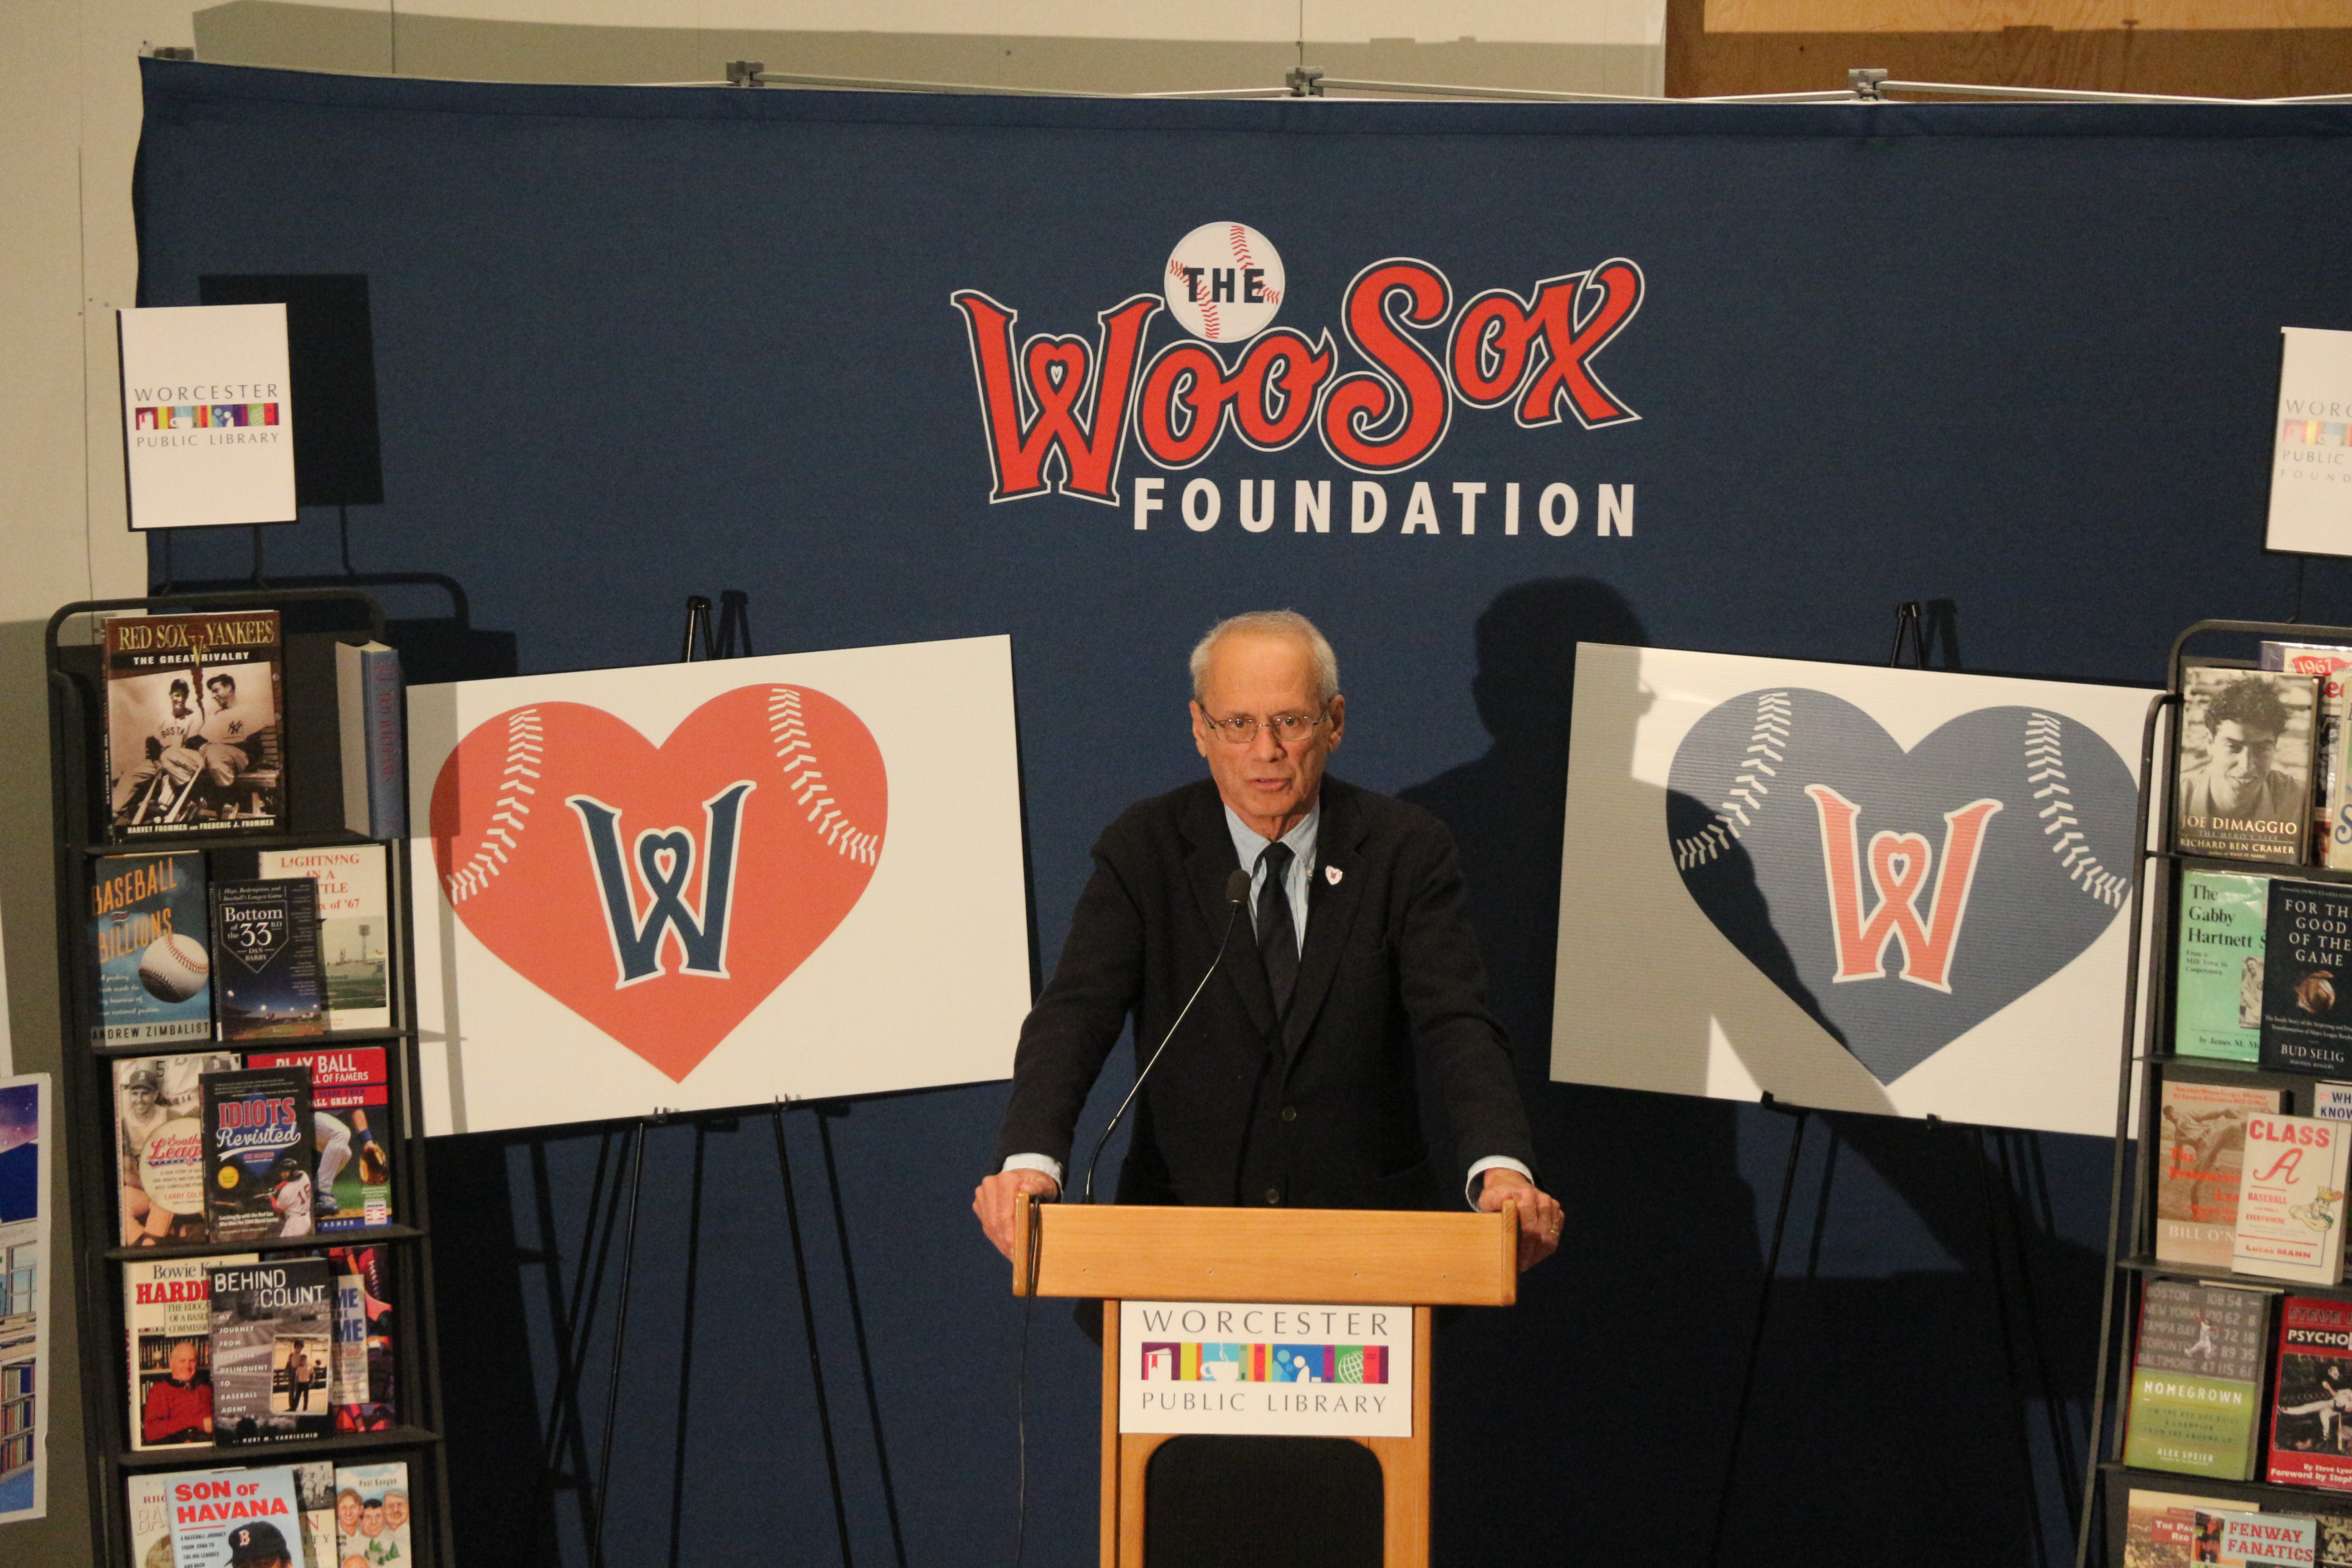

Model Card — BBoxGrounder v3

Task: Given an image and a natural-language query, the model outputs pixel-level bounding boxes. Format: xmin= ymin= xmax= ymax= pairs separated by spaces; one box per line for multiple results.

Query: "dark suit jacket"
xmin=993 ymin=776 xmax=1537 ymax=1210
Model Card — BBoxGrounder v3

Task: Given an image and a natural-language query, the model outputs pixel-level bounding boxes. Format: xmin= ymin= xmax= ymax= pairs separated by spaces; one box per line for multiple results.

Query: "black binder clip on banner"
xmin=679 ymin=590 xmax=755 ymax=662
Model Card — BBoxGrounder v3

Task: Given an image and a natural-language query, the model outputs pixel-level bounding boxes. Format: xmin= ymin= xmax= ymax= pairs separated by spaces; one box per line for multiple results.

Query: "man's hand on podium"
xmin=1479 ymin=1167 xmax=1564 ymax=1272
xmin=975 ymin=1167 xmax=1061 ymax=1261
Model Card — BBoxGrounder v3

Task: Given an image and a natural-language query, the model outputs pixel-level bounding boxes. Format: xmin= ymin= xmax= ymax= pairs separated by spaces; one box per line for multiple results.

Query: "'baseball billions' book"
xmin=90 ymin=851 xmax=211 ymax=1049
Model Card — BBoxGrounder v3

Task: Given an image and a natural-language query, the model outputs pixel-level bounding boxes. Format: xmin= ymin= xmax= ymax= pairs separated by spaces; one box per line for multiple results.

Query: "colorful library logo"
xmin=134 ymin=403 xmax=280 ymax=431
xmin=2283 ymin=418 xmax=2352 ymax=447
xmin=1139 ymin=1343 xmax=1389 ymax=1385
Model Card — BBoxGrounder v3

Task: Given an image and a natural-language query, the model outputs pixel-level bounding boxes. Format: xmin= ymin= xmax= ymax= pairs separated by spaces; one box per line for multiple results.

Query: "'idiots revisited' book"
xmin=211 ymin=879 xmax=325 ymax=1044
xmin=246 ymin=1047 xmax=391 ymax=1231
xmin=2159 ymin=1079 xmax=2288 ymax=1269
xmin=2125 ymin=1279 xmax=2274 ymax=1479
xmin=114 ymin=1052 xmax=238 ymax=1248
xmin=2178 ymin=666 xmax=2320 ymax=865
xmin=2180 ymin=871 xmax=2272 ymax=1063
xmin=90 ymin=852 xmax=211 ymax=1049
xmin=126 ymin=1253 xmax=255 ymax=1451
xmin=103 ymin=610 xmax=283 ymax=842
xmin=207 ymin=1259 xmax=333 ymax=1448
xmin=2234 ymin=1112 xmax=2352 ymax=1285
xmin=2273 ymin=1296 xmax=2352 ymax=1490
xmin=200 ymin=1065 xmax=313 ymax=1244
xmin=2266 ymin=881 xmax=2352 ymax=1076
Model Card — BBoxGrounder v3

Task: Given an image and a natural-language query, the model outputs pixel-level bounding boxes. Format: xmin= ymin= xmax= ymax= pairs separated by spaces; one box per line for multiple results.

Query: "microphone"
xmin=1081 ymin=867 xmax=1254 ymax=1204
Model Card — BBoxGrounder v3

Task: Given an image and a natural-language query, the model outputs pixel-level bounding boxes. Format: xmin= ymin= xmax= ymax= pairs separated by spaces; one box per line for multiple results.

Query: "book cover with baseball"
xmin=324 ymin=1245 xmax=394 ymax=1431
xmin=211 ymin=878 xmax=326 ymax=1044
xmin=251 ymin=846 xmax=390 ymax=1033
xmin=246 ymin=1048 xmax=390 ymax=1232
xmin=2158 ymin=1078 xmax=2286 ymax=1269
xmin=163 ymin=1465 xmax=307 ymax=1563
xmin=2265 ymin=880 xmax=2352 ymax=1076
xmin=126 ymin=1253 xmax=256 ymax=1451
xmin=114 ymin=1052 xmax=239 ymax=1247
xmin=103 ymin=610 xmax=284 ymax=842
xmin=200 ymin=1066 xmax=313 ymax=1244
xmin=2272 ymin=1296 xmax=2352 ymax=1489
xmin=2124 ymin=1278 xmax=2272 ymax=1479
xmin=2233 ymin=1112 xmax=2351 ymax=1284
xmin=2178 ymin=870 xmax=2270 ymax=1063
xmin=91 ymin=852 xmax=213 ymax=1048
xmin=333 ymin=1460 xmax=411 ymax=1566
xmin=2177 ymin=667 xmax=2318 ymax=865
xmin=206 ymin=1260 xmax=332 ymax=1447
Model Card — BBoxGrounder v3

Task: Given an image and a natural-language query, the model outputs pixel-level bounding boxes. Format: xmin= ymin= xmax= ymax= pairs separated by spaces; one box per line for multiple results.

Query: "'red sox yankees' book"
xmin=103 ymin=609 xmax=284 ymax=841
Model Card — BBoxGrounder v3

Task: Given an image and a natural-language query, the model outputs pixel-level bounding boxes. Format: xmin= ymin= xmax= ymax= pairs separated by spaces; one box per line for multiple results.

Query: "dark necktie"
xmin=1255 ymin=841 xmax=1298 ymax=1014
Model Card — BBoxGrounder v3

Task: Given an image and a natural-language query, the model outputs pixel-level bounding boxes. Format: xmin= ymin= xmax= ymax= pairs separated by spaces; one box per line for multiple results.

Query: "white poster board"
xmin=1553 ymin=646 xmax=2159 ymax=1137
xmin=2268 ymin=325 xmax=2352 ymax=557
xmin=0 ymin=1074 xmax=51 ymax=1524
xmin=1119 ymin=1300 xmax=1411 ymax=1438
xmin=118 ymin=304 xmax=297 ymax=531
xmin=407 ymin=636 xmax=1031 ymax=1134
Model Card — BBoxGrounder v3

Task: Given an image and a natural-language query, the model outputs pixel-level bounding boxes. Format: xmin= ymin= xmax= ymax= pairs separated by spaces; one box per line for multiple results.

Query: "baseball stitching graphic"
xmin=2027 ymin=710 xmax=2128 ymax=910
xmin=1674 ymin=690 xmax=1790 ymax=870
xmin=769 ymin=686 xmax=879 ymax=865
xmin=1163 ymin=221 xmax=1285 ymax=343
xmin=446 ymin=706 xmax=544 ymax=904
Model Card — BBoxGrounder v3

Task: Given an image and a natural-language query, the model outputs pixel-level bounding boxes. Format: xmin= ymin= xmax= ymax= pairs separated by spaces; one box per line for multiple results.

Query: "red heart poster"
xmin=428 ymin=683 xmax=886 ymax=1082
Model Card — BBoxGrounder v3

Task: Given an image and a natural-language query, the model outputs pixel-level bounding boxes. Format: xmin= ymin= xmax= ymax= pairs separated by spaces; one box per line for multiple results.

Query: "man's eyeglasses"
xmin=1200 ymin=709 xmax=1328 ymax=746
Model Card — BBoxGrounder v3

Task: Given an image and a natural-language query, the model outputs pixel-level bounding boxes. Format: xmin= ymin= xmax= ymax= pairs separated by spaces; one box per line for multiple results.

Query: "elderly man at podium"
xmin=974 ymin=609 xmax=1563 ymax=1269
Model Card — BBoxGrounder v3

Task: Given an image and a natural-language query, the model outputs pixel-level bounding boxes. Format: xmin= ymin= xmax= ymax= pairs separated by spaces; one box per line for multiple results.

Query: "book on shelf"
xmin=2126 ymin=1278 xmax=2274 ymax=1479
xmin=2324 ymin=1084 xmax=2352 ymax=1124
xmin=336 ymin=640 xmax=405 ymax=841
xmin=293 ymin=1460 xmax=336 ymax=1568
xmin=248 ymin=846 xmax=391 ymax=1034
xmin=127 ymin=1253 xmax=256 ymax=1451
xmin=2265 ymin=641 xmax=2352 ymax=867
xmin=2233 ymin=1113 xmax=2351 ymax=1284
xmin=116 ymin=1052 xmax=239 ymax=1247
xmin=2265 ymin=881 xmax=2352 ymax=1076
xmin=131 ymin=1463 xmax=335 ymax=1568
xmin=2181 ymin=870 xmax=2273 ymax=1063
xmin=2273 ymin=1297 xmax=2352 ymax=1490
xmin=246 ymin=1048 xmax=392 ymax=1232
xmin=335 ymin=1459 xmax=412 ymax=1567
xmin=2160 ymin=1078 xmax=2288 ymax=1269
xmin=212 ymin=879 xmax=326 ymax=1044
xmin=207 ymin=1259 xmax=332 ymax=1448
xmin=103 ymin=610 xmax=284 ymax=842
xmin=91 ymin=852 xmax=213 ymax=1049
xmin=126 ymin=1468 xmax=181 ymax=1568
xmin=2179 ymin=666 xmax=2320 ymax=865
xmin=201 ymin=1065 xmax=314 ymax=1244
xmin=162 ymin=1463 xmax=305 ymax=1567
xmin=326 ymin=1245 xmax=394 ymax=1431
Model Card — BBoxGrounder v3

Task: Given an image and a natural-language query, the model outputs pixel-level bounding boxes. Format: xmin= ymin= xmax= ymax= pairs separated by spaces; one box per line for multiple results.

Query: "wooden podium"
xmin=1013 ymin=1198 xmax=1517 ymax=1568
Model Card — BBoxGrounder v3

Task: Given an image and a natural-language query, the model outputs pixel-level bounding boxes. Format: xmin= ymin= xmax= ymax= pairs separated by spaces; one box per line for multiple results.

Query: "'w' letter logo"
xmin=1805 ymin=784 xmax=2002 ymax=993
xmin=568 ymin=782 xmax=754 ymax=987
xmin=952 ymin=291 xmax=1160 ymax=505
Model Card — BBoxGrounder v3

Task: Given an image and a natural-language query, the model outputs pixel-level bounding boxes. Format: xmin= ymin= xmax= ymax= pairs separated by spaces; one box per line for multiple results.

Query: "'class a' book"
xmin=2233 ymin=1112 xmax=2352 ymax=1285
xmin=103 ymin=610 xmax=284 ymax=842
xmin=91 ymin=852 xmax=212 ymax=1049
xmin=207 ymin=1260 xmax=332 ymax=1448
xmin=2266 ymin=880 xmax=2352 ymax=1077
xmin=2159 ymin=1078 xmax=2288 ymax=1269
xmin=2125 ymin=1279 xmax=2273 ymax=1480
xmin=2178 ymin=666 xmax=2319 ymax=865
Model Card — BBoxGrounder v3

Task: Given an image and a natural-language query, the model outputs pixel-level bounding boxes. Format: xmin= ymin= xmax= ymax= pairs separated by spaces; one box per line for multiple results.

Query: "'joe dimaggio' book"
xmin=247 ymin=1047 xmax=391 ymax=1231
xmin=2271 ymin=1296 xmax=2352 ymax=1490
xmin=2158 ymin=1078 xmax=2287 ymax=1269
xmin=2179 ymin=870 xmax=2272 ymax=1063
xmin=2178 ymin=667 xmax=2319 ymax=865
xmin=211 ymin=878 xmax=325 ymax=1043
xmin=91 ymin=852 xmax=212 ymax=1049
xmin=2124 ymin=1278 xmax=2273 ymax=1480
xmin=103 ymin=610 xmax=284 ymax=840
xmin=2265 ymin=880 xmax=2352 ymax=1076
xmin=115 ymin=1051 xmax=238 ymax=1247
xmin=201 ymin=1065 xmax=314 ymax=1244
xmin=207 ymin=1259 xmax=333 ymax=1447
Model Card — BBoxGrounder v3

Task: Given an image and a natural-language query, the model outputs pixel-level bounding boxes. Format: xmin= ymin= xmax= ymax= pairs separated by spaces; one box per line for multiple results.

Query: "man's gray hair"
xmin=1189 ymin=610 xmax=1340 ymax=706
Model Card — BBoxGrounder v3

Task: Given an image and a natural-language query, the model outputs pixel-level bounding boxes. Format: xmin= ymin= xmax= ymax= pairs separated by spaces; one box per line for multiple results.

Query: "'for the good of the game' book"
xmin=207 ymin=1260 xmax=333 ymax=1448
xmin=2125 ymin=1279 xmax=2273 ymax=1479
xmin=2266 ymin=881 xmax=2352 ymax=1076
xmin=2159 ymin=1078 xmax=2288 ymax=1269
xmin=91 ymin=852 xmax=212 ymax=1049
xmin=2234 ymin=1113 xmax=2352 ymax=1284
xmin=2272 ymin=1296 xmax=2352 ymax=1490
xmin=103 ymin=610 xmax=284 ymax=843
xmin=2178 ymin=666 xmax=2320 ymax=864
xmin=211 ymin=878 xmax=325 ymax=1043
xmin=200 ymin=1065 xmax=313 ymax=1244
xmin=2181 ymin=871 xmax=2271 ymax=1063
xmin=247 ymin=1047 xmax=391 ymax=1232
xmin=126 ymin=1253 xmax=256 ymax=1450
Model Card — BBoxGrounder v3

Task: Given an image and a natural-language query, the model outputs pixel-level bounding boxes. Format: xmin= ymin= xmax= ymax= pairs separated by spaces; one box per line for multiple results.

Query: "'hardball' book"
xmin=126 ymin=1253 xmax=255 ymax=1451
xmin=2272 ymin=1296 xmax=2352 ymax=1490
xmin=91 ymin=852 xmax=212 ymax=1048
xmin=211 ymin=878 xmax=325 ymax=1043
xmin=103 ymin=610 xmax=283 ymax=842
xmin=2158 ymin=1078 xmax=2288 ymax=1269
xmin=247 ymin=1047 xmax=391 ymax=1232
xmin=2178 ymin=666 xmax=2319 ymax=864
xmin=2180 ymin=871 xmax=2271 ymax=1063
xmin=207 ymin=1259 xmax=333 ymax=1447
xmin=200 ymin=1066 xmax=313 ymax=1244
xmin=2124 ymin=1279 xmax=2272 ymax=1479
xmin=2233 ymin=1112 xmax=2352 ymax=1284
xmin=2266 ymin=880 xmax=2352 ymax=1076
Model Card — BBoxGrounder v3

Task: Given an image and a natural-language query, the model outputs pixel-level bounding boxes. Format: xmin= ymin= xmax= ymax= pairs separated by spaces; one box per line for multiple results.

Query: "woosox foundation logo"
xmin=951 ymin=222 xmax=1645 ymax=536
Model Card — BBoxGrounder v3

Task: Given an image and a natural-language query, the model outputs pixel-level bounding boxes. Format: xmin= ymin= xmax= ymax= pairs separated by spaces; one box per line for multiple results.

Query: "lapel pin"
xmin=1325 ymin=864 xmax=1343 ymax=886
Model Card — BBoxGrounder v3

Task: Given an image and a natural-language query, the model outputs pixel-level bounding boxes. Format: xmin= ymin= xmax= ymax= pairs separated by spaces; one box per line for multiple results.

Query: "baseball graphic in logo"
xmin=1666 ymin=690 xmax=2134 ymax=1083
xmin=1163 ymin=221 xmax=1285 ymax=343
xmin=430 ymin=684 xmax=886 ymax=1083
